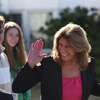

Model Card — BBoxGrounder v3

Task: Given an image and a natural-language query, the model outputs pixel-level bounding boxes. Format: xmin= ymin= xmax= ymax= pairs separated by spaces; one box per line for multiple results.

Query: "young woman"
xmin=12 ymin=23 xmax=100 ymax=100
xmin=4 ymin=21 xmax=31 ymax=100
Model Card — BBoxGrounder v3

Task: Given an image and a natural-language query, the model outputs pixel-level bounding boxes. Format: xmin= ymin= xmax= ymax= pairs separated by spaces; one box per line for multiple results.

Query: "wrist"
xmin=27 ymin=62 xmax=36 ymax=68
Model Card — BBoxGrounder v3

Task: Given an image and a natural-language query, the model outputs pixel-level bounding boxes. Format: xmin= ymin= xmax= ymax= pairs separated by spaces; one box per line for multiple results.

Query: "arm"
xmin=12 ymin=39 xmax=46 ymax=93
xmin=91 ymin=82 xmax=100 ymax=96
xmin=90 ymin=58 xmax=100 ymax=96
xmin=0 ymin=89 xmax=13 ymax=100
xmin=12 ymin=63 xmax=42 ymax=93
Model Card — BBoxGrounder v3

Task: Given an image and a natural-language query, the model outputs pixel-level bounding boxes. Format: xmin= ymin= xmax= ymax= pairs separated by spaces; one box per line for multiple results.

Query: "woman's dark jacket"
xmin=0 ymin=91 xmax=13 ymax=100
xmin=12 ymin=56 xmax=100 ymax=100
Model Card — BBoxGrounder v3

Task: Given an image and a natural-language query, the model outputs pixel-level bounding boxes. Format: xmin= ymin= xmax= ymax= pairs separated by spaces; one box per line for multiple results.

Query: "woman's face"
xmin=58 ymin=37 xmax=76 ymax=63
xmin=6 ymin=28 xmax=19 ymax=47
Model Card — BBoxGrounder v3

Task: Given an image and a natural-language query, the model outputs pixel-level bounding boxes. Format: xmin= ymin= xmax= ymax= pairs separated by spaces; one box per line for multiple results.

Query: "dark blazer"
xmin=0 ymin=91 xmax=13 ymax=100
xmin=12 ymin=56 xmax=100 ymax=100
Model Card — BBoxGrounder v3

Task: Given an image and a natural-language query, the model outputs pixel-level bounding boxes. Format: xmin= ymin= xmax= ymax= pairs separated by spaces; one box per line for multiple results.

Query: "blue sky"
xmin=59 ymin=0 xmax=100 ymax=9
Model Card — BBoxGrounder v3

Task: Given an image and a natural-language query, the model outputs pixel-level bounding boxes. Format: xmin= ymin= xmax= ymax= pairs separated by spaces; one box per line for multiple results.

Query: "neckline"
xmin=63 ymin=75 xmax=81 ymax=79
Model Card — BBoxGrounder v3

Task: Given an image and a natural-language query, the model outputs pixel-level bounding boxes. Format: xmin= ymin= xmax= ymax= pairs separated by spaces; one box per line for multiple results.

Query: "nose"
xmin=60 ymin=47 xmax=66 ymax=53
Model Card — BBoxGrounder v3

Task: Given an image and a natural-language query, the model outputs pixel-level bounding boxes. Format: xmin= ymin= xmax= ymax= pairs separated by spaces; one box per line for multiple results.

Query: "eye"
xmin=9 ymin=33 xmax=13 ymax=36
xmin=15 ymin=34 xmax=18 ymax=37
xmin=65 ymin=45 xmax=70 ymax=48
xmin=58 ymin=43 xmax=63 ymax=47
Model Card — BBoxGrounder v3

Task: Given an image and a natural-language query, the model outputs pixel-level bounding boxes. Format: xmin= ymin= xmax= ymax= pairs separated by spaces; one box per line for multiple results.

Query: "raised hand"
xmin=28 ymin=39 xmax=46 ymax=68
xmin=33 ymin=39 xmax=44 ymax=50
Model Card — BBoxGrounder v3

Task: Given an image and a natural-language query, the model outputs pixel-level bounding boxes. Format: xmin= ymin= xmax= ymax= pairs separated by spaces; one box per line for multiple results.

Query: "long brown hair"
xmin=52 ymin=23 xmax=91 ymax=70
xmin=3 ymin=21 xmax=27 ymax=69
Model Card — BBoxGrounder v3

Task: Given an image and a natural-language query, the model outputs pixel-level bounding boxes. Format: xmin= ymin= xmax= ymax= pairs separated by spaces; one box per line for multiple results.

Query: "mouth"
xmin=61 ymin=53 xmax=69 ymax=57
xmin=9 ymin=42 xmax=16 ymax=46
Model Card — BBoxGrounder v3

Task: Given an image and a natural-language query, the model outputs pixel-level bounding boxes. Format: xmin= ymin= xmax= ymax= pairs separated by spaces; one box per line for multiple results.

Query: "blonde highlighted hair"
xmin=0 ymin=15 xmax=5 ymax=30
xmin=52 ymin=23 xmax=91 ymax=70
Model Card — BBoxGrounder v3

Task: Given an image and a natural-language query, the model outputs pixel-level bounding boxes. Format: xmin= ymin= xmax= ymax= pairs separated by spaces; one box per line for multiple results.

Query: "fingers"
xmin=37 ymin=39 xmax=44 ymax=49
xmin=29 ymin=40 xmax=45 ymax=57
xmin=33 ymin=39 xmax=44 ymax=50
xmin=28 ymin=39 xmax=45 ymax=66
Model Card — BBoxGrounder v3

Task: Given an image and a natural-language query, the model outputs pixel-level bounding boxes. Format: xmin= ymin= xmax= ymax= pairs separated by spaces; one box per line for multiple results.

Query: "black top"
xmin=12 ymin=56 xmax=100 ymax=100
xmin=0 ymin=91 xmax=13 ymax=100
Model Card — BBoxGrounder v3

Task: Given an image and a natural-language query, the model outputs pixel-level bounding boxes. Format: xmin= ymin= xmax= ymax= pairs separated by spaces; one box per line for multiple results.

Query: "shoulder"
xmin=41 ymin=56 xmax=57 ymax=68
xmin=88 ymin=57 xmax=96 ymax=67
xmin=87 ymin=57 xmax=96 ymax=71
xmin=0 ymin=52 xmax=8 ymax=60
xmin=0 ymin=52 xmax=10 ymax=68
xmin=42 ymin=56 xmax=54 ymax=63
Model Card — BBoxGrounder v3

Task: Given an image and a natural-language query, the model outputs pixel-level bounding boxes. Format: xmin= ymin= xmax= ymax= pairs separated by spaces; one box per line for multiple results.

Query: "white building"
xmin=0 ymin=0 xmax=100 ymax=49
xmin=0 ymin=0 xmax=60 ymax=49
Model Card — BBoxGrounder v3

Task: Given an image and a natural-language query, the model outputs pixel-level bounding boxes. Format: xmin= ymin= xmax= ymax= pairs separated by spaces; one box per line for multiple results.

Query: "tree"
xmin=39 ymin=6 xmax=100 ymax=79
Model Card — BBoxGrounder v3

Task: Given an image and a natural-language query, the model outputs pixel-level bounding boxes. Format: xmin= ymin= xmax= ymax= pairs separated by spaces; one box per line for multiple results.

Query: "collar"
xmin=0 ymin=45 xmax=5 ymax=54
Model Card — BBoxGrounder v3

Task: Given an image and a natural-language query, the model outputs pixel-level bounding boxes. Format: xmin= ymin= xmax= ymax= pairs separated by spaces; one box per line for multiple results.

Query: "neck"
xmin=62 ymin=59 xmax=79 ymax=69
xmin=61 ymin=61 xmax=80 ymax=78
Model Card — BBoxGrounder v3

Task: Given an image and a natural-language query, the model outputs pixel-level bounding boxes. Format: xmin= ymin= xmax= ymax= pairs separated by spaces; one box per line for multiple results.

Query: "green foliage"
xmin=39 ymin=6 xmax=100 ymax=79
xmin=39 ymin=6 xmax=100 ymax=55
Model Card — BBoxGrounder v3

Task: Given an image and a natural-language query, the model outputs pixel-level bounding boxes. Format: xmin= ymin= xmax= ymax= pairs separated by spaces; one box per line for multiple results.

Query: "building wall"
xmin=1 ymin=0 xmax=100 ymax=49
xmin=8 ymin=0 xmax=59 ymax=10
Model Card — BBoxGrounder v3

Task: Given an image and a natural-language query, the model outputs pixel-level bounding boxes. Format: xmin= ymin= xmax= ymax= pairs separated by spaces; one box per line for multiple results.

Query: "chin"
xmin=62 ymin=57 xmax=70 ymax=62
xmin=10 ymin=44 xmax=16 ymax=47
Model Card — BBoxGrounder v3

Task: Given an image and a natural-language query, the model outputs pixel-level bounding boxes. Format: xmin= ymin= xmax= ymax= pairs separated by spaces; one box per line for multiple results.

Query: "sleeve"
xmin=12 ymin=62 xmax=42 ymax=93
xmin=0 ymin=90 xmax=13 ymax=100
xmin=90 ymin=58 xmax=100 ymax=96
